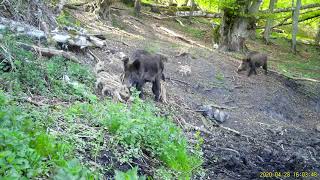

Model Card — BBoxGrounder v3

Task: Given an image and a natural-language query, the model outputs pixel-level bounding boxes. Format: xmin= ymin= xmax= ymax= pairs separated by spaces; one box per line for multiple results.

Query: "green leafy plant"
xmin=0 ymin=32 xmax=96 ymax=101
xmin=56 ymin=10 xmax=81 ymax=27
xmin=65 ymin=90 xmax=203 ymax=179
xmin=0 ymin=91 xmax=97 ymax=179
xmin=114 ymin=167 xmax=146 ymax=180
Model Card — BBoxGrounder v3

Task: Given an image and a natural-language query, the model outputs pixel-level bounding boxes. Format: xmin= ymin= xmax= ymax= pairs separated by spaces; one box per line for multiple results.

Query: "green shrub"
xmin=0 ymin=91 xmax=96 ymax=179
xmin=65 ymin=94 xmax=203 ymax=179
xmin=0 ymin=32 xmax=96 ymax=102
xmin=114 ymin=167 xmax=146 ymax=180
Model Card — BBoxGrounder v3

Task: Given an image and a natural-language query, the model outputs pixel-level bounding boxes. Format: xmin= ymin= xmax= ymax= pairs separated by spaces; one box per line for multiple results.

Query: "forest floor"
xmin=68 ymin=7 xmax=320 ymax=179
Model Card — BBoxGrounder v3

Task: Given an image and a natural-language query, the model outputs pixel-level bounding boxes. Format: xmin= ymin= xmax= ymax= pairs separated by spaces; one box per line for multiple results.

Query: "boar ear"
xmin=123 ymin=57 xmax=129 ymax=67
xmin=132 ymin=60 xmax=140 ymax=70
xmin=161 ymin=55 xmax=168 ymax=62
xmin=243 ymin=58 xmax=250 ymax=62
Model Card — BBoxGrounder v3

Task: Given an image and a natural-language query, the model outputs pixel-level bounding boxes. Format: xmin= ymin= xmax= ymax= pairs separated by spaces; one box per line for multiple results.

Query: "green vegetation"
xmin=0 ymin=91 xmax=97 ymax=179
xmin=112 ymin=17 xmax=129 ymax=30
xmin=1 ymin=31 xmax=203 ymax=179
xmin=248 ymin=37 xmax=320 ymax=79
xmin=0 ymin=32 xmax=96 ymax=101
xmin=115 ymin=167 xmax=146 ymax=180
xmin=57 ymin=10 xmax=81 ymax=27
xmin=65 ymin=93 xmax=203 ymax=179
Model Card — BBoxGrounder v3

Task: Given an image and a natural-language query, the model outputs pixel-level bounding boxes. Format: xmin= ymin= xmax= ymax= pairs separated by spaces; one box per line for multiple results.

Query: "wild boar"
xmin=122 ymin=50 xmax=166 ymax=101
xmin=237 ymin=51 xmax=268 ymax=76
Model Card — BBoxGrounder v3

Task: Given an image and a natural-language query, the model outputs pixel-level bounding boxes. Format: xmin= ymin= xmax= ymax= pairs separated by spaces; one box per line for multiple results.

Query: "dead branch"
xmin=141 ymin=11 xmax=176 ymax=20
xmin=268 ymin=69 xmax=320 ymax=83
xmin=178 ymin=116 xmax=213 ymax=135
xmin=213 ymin=147 xmax=241 ymax=157
xmin=175 ymin=18 xmax=185 ymax=26
xmin=209 ymin=103 xmax=236 ymax=110
xmin=175 ymin=11 xmax=221 ymax=18
xmin=17 ymin=43 xmax=80 ymax=63
xmin=157 ymin=26 xmax=212 ymax=51
xmin=18 ymin=97 xmax=47 ymax=106
xmin=166 ymin=77 xmax=192 ymax=86
xmin=88 ymin=49 xmax=101 ymax=62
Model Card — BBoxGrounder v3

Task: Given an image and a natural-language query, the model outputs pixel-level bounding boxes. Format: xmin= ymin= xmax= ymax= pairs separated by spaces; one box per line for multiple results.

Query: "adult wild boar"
xmin=237 ymin=51 xmax=268 ymax=76
xmin=122 ymin=50 xmax=166 ymax=101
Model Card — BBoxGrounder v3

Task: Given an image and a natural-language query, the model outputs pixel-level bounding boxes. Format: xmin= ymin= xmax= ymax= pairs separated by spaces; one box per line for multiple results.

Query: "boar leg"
xmin=248 ymin=61 xmax=257 ymax=76
xmin=248 ymin=67 xmax=255 ymax=76
xmin=263 ymin=63 xmax=268 ymax=74
xmin=136 ymin=81 xmax=145 ymax=99
xmin=152 ymin=78 xmax=161 ymax=102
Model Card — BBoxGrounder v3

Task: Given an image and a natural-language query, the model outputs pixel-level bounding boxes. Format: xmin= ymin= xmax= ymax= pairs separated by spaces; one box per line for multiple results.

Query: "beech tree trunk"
xmin=292 ymin=0 xmax=302 ymax=53
xmin=263 ymin=0 xmax=277 ymax=44
xmin=315 ymin=24 xmax=320 ymax=45
xmin=95 ymin=0 xmax=115 ymax=20
xmin=219 ymin=0 xmax=263 ymax=52
xmin=188 ymin=0 xmax=195 ymax=23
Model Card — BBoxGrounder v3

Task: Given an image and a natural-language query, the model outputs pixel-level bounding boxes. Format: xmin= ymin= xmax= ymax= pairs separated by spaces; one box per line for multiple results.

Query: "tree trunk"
xmin=219 ymin=0 xmax=263 ymax=52
xmin=134 ymin=0 xmax=141 ymax=16
xmin=263 ymin=0 xmax=277 ymax=44
xmin=95 ymin=0 xmax=114 ymax=20
xmin=292 ymin=0 xmax=302 ymax=53
xmin=315 ymin=24 xmax=320 ymax=45
xmin=188 ymin=0 xmax=195 ymax=23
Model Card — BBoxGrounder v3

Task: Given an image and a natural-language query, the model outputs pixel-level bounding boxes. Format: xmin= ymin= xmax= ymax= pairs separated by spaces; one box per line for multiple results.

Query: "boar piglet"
xmin=122 ymin=50 xmax=166 ymax=101
xmin=237 ymin=51 xmax=268 ymax=76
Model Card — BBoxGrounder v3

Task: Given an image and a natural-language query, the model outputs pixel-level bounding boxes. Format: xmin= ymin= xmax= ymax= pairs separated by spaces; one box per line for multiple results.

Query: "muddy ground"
xmin=71 ymin=8 xmax=320 ymax=179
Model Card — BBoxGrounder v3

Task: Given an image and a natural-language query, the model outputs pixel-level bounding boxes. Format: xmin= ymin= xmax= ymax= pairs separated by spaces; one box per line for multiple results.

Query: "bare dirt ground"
xmin=72 ymin=8 xmax=320 ymax=179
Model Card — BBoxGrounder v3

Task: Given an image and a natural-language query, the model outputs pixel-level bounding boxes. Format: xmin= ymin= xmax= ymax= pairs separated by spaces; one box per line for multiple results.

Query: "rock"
xmin=178 ymin=65 xmax=191 ymax=77
xmin=213 ymin=109 xmax=229 ymax=123
xmin=197 ymin=105 xmax=229 ymax=123
xmin=198 ymin=105 xmax=214 ymax=118
xmin=316 ymin=124 xmax=320 ymax=132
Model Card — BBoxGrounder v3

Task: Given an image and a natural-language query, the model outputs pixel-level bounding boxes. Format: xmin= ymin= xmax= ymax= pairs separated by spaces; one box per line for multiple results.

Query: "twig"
xmin=209 ymin=103 xmax=236 ymax=110
xmin=17 ymin=42 xmax=81 ymax=63
xmin=24 ymin=97 xmax=47 ymax=106
xmin=213 ymin=147 xmax=241 ymax=157
xmin=178 ymin=116 xmax=213 ymax=135
xmin=88 ymin=49 xmax=101 ymax=62
xmin=269 ymin=69 xmax=320 ymax=83
xmin=157 ymin=26 xmax=212 ymax=51
xmin=166 ymin=77 xmax=192 ymax=86
xmin=175 ymin=18 xmax=185 ymax=27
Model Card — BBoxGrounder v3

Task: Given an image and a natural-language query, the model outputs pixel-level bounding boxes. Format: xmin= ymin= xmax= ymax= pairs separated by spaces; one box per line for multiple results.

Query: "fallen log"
xmin=0 ymin=16 xmax=105 ymax=49
xmin=175 ymin=11 xmax=221 ymax=18
xmin=157 ymin=25 xmax=212 ymax=51
xmin=18 ymin=43 xmax=80 ymax=63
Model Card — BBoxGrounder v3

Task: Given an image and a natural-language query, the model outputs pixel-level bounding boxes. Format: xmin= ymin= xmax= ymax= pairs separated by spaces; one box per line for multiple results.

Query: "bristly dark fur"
xmin=123 ymin=50 xmax=167 ymax=101
xmin=237 ymin=51 xmax=268 ymax=77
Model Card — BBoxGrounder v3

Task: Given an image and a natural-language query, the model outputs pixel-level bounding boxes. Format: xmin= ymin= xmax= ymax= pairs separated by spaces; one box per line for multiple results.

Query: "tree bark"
xmin=188 ymin=0 xmax=195 ymax=23
xmin=263 ymin=0 xmax=277 ymax=44
xmin=292 ymin=0 xmax=302 ymax=53
xmin=219 ymin=0 xmax=263 ymax=52
xmin=316 ymin=24 xmax=320 ymax=45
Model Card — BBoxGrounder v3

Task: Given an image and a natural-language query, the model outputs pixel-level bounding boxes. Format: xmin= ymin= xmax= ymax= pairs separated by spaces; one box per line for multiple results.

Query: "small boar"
xmin=122 ymin=50 xmax=166 ymax=101
xmin=237 ymin=51 xmax=268 ymax=76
